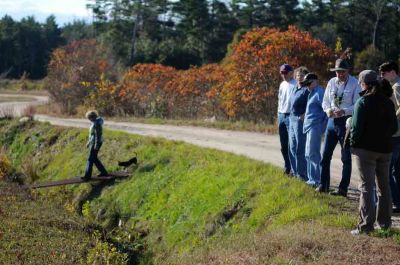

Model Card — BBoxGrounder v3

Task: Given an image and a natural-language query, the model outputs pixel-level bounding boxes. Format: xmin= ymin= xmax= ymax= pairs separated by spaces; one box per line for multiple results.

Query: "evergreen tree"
xmin=173 ymin=0 xmax=211 ymax=64
xmin=208 ymin=0 xmax=239 ymax=62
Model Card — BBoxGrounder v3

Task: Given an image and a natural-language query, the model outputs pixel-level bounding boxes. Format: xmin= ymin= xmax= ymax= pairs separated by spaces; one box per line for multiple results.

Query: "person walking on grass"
xmin=350 ymin=70 xmax=397 ymax=235
xmin=288 ymin=66 xmax=310 ymax=180
xmin=316 ymin=58 xmax=361 ymax=197
xmin=379 ymin=61 xmax=400 ymax=214
xmin=302 ymin=73 xmax=327 ymax=187
xmin=278 ymin=64 xmax=297 ymax=175
xmin=82 ymin=110 xmax=108 ymax=180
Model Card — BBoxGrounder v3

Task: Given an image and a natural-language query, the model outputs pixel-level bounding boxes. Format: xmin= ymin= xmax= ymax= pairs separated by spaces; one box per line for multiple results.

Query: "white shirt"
xmin=322 ymin=75 xmax=361 ymax=116
xmin=278 ymin=79 xmax=296 ymax=114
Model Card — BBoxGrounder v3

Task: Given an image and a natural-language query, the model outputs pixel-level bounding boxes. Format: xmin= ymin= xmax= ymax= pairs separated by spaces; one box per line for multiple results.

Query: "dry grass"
xmin=20 ymin=105 xmax=36 ymax=119
xmin=20 ymin=156 xmax=40 ymax=183
xmin=178 ymin=222 xmax=400 ymax=265
xmin=34 ymin=102 xmax=65 ymax=116
xmin=0 ymin=105 xmax=16 ymax=119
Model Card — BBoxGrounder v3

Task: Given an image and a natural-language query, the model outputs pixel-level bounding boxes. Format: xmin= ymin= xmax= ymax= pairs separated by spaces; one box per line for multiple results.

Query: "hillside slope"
xmin=1 ymin=119 xmax=400 ymax=264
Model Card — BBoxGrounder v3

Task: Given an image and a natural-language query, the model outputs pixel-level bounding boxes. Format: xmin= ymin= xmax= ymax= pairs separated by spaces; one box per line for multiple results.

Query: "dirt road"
xmin=1 ymin=93 xmax=359 ymax=190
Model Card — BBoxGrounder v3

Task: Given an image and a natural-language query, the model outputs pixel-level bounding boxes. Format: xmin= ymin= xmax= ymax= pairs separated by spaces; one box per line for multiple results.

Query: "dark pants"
xmin=84 ymin=143 xmax=108 ymax=178
xmin=320 ymin=117 xmax=352 ymax=192
xmin=278 ymin=113 xmax=292 ymax=174
xmin=390 ymin=137 xmax=400 ymax=208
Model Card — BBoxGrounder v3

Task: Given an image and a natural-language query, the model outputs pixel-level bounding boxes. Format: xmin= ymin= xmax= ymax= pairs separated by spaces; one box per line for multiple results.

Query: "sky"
xmin=0 ymin=0 xmax=92 ymax=26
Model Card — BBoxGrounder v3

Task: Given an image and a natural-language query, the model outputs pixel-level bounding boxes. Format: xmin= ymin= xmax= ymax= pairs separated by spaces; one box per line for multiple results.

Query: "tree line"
xmin=1 ymin=0 xmax=400 ymax=79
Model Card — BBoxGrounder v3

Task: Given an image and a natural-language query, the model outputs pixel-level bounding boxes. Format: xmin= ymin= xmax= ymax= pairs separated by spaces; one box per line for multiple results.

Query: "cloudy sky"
xmin=0 ymin=0 xmax=92 ymax=25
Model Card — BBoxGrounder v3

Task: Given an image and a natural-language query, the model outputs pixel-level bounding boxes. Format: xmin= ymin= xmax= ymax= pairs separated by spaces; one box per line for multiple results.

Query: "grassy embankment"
xmin=1 ymin=119 xmax=400 ymax=264
xmin=0 ymin=181 xmax=129 ymax=264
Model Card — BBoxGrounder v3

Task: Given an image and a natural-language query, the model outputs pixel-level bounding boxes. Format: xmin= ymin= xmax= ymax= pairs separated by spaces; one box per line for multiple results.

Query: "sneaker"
xmin=350 ymin=228 xmax=372 ymax=236
xmin=306 ymin=180 xmax=318 ymax=188
xmin=315 ymin=184 xmax=328 ymax=193
xmin=350 ymin=229 xmax=361 ymax=236
xmin=330 ymin=188 xmax=347 ymax=197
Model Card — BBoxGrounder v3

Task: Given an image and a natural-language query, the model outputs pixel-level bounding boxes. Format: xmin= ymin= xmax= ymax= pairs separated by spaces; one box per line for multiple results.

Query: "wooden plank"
xmin=24 ymin=171 xmax=130 ymax=189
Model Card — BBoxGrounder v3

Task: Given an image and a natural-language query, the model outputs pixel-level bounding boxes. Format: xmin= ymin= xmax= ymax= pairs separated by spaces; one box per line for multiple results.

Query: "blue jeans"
xmin=320 ymin=117 xmax=352 ymax=192
xmin=278 ymin=113 xmax=292 ymax=174
xmin=84 ymin=143 xmax=108 ymax=178
xmin=305 ymin=123 xmax=324 ymax=185
xmin=289 ymin=115 xmax=307 ymax=180
xmin=390 ymin=137 xmax=400 ymax=208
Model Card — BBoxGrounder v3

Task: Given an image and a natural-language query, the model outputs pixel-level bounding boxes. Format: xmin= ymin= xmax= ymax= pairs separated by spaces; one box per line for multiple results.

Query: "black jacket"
xmin=350 ymin=92 xmax=398 ymax=153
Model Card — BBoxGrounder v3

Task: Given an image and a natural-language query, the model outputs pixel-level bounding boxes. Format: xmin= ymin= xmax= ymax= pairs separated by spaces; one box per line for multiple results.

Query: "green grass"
xmin=0 ymin=181 xmax=129 ymax=264
xmin=2 ymin=119 xmax=399 ymax=264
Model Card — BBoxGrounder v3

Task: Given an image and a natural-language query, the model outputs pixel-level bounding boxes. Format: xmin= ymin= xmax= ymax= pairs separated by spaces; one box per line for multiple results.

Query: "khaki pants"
xmin=352 ymin=148 xmax=392 ymax=232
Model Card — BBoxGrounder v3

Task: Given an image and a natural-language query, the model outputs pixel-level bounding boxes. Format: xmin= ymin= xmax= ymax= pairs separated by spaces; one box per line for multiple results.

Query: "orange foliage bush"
xmin=164 ymin=64 xmax=227 ymax=119
xmin=45 ymin=39 xmax=111 ymax=114
xmin=119 ymin=64 xmax=177 ymax=117
xmin=221 ymin=26 xmax=335 ymax=122
xmin=84 ymin=74 xmax=122 ymax=116
xmin=119 ymin=64 xmax=227 ymax=119
xmin=53 ymin=27 xmax=335 ymax=122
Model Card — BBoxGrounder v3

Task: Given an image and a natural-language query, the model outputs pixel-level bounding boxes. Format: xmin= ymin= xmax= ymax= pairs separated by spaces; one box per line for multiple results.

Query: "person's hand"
xmin=327 ymin=109 xmax=334 ymax=118
xmin=86 ymin=142 xmax=90 ymax=148
xmin=333 ymin=109 xmax=345 ymax=118
xmin=299 ymin=114 xmax=304 ymax=121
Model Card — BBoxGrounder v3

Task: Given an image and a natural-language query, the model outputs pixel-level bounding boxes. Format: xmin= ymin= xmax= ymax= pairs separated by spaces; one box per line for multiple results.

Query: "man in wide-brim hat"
xmin=316 ymin=58 xmax=362 ymax=197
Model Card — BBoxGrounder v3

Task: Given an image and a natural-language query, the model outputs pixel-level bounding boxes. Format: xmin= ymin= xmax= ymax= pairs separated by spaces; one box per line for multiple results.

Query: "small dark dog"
xmin=118 ymin=155 xmax=138 ymax=168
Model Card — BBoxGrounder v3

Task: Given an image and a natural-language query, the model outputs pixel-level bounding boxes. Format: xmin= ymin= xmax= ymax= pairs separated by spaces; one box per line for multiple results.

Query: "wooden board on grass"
xmin=24 ymin=171 xmax=130 ymax=189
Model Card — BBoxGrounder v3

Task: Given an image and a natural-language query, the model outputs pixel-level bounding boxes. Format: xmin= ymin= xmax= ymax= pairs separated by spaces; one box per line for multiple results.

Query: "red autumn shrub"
xmin=119 ymin=64 xmax=177 ymax=117
xmin=221 ymin=26 xmax=335 ymax=122
xmin=164 ymin=64 xmax=227 ymax=119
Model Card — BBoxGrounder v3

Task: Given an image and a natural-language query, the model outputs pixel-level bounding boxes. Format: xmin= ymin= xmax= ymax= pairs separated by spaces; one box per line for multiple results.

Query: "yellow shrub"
xmin=0 ymin=154 xmax=12 ymax=180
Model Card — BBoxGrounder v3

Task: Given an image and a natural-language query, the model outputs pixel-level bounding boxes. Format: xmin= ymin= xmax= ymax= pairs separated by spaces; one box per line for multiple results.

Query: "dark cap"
xmin=358 ymin=70 xmax=378 ymax=85
xmin=300 ymin=73 xmax=318 ymax=87
xmin=280 ymin=64 xmax=293 ymax=73
xmin=330 ymin=59 xmax=351 ymax=71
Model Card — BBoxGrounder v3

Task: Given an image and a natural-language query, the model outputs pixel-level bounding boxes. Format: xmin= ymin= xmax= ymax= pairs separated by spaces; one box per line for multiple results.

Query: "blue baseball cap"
xmin=280 ymin=64 xmax=293 ymax=73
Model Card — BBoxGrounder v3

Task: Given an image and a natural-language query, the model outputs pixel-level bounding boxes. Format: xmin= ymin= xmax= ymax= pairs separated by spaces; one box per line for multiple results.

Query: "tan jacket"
xmin=390 ymin=76 xmax=400 ymax=137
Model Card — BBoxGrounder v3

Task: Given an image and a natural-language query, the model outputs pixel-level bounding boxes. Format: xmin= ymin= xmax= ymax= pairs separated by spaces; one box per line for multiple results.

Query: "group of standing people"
xmin=278 ymin=59 xmax=400 ymax=234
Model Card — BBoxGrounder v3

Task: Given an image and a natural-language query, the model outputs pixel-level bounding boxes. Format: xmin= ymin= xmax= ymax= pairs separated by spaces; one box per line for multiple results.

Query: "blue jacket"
xmin=88 ymin=117 xmax=104 ymax=149
xmin=303 ymin=85 xmax=327 ymax=133
xmin=289 ymin=86 xmax=310 ymax=116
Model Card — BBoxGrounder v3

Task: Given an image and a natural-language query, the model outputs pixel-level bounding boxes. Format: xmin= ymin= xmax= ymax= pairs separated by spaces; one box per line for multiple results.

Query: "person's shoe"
xmin=351 ymin=228 xmax=372 ymax=236
xmin=350 ymin=229 xmax=361 ymax=236
xmin=97 ymin=172 xmax=109 ymax=177
xmin=315 ymin=184 xmax=328 ymax=193
xmin=330 ymin=188 xmax=347 ymax=197
xmin=81 ymin=176 xmax=91 ymax=181
xmin=393 ymin=207 xmax=400 ymax=214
